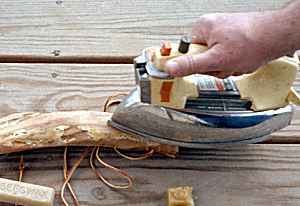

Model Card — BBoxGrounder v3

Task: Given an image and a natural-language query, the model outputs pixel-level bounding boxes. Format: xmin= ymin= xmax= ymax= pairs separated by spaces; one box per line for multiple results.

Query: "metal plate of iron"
xmin=108 ymin=89 xmax=294 ymax=148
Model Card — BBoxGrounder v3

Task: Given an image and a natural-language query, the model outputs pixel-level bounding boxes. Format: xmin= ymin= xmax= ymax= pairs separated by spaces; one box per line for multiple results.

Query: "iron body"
xmin=108 ymin=49 xmax=294 ymax=148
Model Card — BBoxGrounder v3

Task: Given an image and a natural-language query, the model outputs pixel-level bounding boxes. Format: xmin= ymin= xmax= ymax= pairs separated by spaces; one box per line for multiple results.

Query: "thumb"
xmin=165 ymin=46 xmax=222 ymax=77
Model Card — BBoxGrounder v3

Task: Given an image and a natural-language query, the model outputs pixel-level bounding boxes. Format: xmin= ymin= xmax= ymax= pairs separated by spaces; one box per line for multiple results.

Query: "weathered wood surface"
xmin=0 ymin=0 xmax=291 ymax=61
xmin=0 ymin=1 xmax=298 ymax=205
xmin=1 ymin=145 xmax=300 ymax=206
xmin=0 ymin=64 xmax=135 ymax=117
xmin=1 ymin=63 xmax=299 ymax=143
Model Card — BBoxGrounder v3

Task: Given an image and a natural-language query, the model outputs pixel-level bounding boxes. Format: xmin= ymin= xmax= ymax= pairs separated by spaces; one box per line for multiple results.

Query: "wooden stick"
xmin=0 ymin=111 xmax=177 ymax=155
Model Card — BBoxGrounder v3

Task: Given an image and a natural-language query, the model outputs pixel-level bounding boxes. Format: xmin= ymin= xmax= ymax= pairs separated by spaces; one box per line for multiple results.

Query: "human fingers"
xmin=165 ymin=46 xmax=222 ymax=77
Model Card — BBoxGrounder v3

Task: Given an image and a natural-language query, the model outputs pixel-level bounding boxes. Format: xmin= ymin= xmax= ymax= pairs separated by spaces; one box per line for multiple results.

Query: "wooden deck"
xmin=0 ymin=1 xmax=299 ymax=205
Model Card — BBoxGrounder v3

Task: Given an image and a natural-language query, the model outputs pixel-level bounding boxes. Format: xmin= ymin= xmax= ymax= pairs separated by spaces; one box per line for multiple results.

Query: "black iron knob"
xmin=178 ymin=36 xmax=192 ymax=54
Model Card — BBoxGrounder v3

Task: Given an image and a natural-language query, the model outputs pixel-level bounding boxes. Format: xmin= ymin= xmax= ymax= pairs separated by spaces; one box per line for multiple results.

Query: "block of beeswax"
xmin=0 ymin=178 xmax=55 ymax=206
xmin=167 ymin=186 xmax=194 ymax=206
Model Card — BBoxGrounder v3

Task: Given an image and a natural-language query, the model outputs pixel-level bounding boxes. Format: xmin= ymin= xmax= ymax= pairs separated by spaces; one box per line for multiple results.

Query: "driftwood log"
xmin=0 ymin=111 xmax=177 ymax=155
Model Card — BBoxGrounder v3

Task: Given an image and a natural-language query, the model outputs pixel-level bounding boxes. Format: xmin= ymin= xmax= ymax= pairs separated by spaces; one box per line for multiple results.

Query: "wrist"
xmin=248 ymin=10 xmax=284 ymax=61
xmin=250 ymin=6 xmax=300 ymax=61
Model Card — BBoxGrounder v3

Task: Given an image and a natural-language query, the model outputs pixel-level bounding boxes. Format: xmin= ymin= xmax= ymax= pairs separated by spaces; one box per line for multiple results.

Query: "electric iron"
xmin=108 ymin=36 xmax=300 ymax=148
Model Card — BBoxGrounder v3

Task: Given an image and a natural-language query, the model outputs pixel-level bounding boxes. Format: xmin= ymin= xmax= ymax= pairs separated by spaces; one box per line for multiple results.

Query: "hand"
xmin=165 ymin=12 xmax=276 ymax=78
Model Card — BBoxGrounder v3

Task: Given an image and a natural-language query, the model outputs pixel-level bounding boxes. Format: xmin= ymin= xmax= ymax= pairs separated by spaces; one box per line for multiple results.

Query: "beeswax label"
xmin=0 ymin=178 xmax=55 ymax=206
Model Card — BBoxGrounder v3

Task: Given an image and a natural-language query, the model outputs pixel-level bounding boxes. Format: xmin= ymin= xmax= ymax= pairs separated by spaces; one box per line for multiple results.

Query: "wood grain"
xmin=0 ymin=64 xmax=135 ymax=116
xmin=1 ymin=63 xmax=299 ymax=143
xmin=0 ymin=0 xmax=291 ymax=61
xmin=2 ymin=145 xmax=300 ymax=205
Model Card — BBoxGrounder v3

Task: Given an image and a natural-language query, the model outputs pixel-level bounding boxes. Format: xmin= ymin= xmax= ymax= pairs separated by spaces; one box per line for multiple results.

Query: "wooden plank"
xmin=0 ymin=64 xmax=135 ymax=116
xmin=0 ymin=0 xmax=291 ymax=61
xmin=2 ymin=145 xmax=300 ymax=205
xmin=1 ymin=63 xmax=300 ymax=143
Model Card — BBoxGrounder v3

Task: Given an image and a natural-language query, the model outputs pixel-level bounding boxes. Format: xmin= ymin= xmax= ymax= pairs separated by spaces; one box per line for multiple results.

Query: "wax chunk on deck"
xmin=167 ymin=186 xmax=195 ymax=206
xmin=0 ymin=178 xmax=55 ymax=206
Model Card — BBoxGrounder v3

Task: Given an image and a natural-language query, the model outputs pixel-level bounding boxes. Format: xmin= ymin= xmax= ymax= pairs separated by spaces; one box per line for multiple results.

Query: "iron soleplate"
xmin=108 ymin=89 xmax=293 ymax=148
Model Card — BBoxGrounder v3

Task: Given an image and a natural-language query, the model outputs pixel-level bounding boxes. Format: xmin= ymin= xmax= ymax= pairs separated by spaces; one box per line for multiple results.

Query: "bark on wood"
xmin=0 ymin=111 xmax=177 ymax=155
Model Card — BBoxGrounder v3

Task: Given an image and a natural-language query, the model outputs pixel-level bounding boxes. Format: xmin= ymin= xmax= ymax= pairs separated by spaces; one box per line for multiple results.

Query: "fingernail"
xmin=165 ymin=60 xmax=180 ymax=76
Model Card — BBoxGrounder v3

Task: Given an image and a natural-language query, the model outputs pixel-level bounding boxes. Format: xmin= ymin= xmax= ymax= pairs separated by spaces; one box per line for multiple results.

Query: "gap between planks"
xmin=0 ymin=55 xmax=134 ymax=64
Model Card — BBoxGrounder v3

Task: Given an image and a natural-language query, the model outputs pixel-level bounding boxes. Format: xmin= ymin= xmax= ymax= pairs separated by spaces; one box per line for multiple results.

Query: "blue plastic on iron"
xmin=191 ymin=112 xmax=272 ymax=128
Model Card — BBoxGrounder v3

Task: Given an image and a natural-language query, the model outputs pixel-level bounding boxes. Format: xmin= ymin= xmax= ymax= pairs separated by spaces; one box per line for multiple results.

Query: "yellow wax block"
xmin=0 ymin=178 xmax=55 ymax=206
xmin=167 ymin=186 xmax=194 ymax=206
